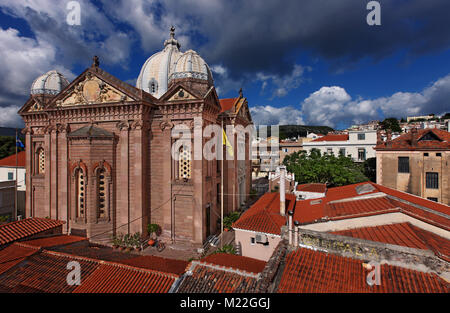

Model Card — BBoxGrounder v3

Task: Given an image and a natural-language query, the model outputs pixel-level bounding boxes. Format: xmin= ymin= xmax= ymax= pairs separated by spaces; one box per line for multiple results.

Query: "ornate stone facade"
xmin=19 ymin=39 xmax=253 ymax=245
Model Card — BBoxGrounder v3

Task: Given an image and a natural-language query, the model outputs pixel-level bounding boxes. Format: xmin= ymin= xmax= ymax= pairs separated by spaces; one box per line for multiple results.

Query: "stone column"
xmin=23 ymin=127 xmax=33 ymax=218
xmin=57 ymin=124 xmax=69 ymax=232
xmin=116 ymin=121 xmax=130 ymax=234
xmin=50 ymin=127 xmax=58 ymax=219
xmin=130 ymin=120 xmax=146 ymax=234
xmin=44 ymin=126 xmax=52 ymax=218
xmin=192 ymin=117 xmax=203 ymax=244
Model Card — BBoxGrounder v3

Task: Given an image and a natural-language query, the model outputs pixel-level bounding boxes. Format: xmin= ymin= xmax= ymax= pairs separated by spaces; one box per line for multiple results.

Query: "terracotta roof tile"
xmin=19 ymin=235 xmax=86 ymax=248
xmin=177 ymin=262 xmax=259 ymax=293
xmin=375 ymin=128 xmax=450 ymax=150
xmin=232 ymin=193 xmax=296 ymax=235
xmin=0 ymin=151 xmax=26 ymax=167
xmin=219 ymin=98 xmax=237 ymax=113
xmin=296 ymin=183 xmax=327 ymax=193
xmin=311 ymin=134 xmax=349 ymax=142
xmin=0 ymin=218 xmax=64 ymax=246
xmin=72 ymin=263 xmax=177 ymax=293
xmin=0 ymin=243 xmax=38 ymax=276
xmin=0 ymin=250 xmax=99 ymax=293
xmin=116 ymin=255 xmax=188 ymax=276
xmin=277 ymin=248 xmax=449 ymax=293
xmin=332 ymin=223 xmax=430 ymax=250
xmin=200 ymin=253 xmax=266 ymax=274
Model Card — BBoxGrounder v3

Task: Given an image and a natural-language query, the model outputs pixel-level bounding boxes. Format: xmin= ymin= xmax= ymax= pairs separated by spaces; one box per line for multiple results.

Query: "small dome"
xmin=169 ymin=50 xmax=213 ymax=85
xmin=31 ymin=70 xmax=69 ymax=95
xmin=136 ymin=27 xmax=183 ymax=98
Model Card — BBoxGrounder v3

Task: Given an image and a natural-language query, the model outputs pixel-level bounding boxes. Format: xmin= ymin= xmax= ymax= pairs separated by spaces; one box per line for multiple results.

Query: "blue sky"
xmin=0 ymin=0 xmax=449 ymax=129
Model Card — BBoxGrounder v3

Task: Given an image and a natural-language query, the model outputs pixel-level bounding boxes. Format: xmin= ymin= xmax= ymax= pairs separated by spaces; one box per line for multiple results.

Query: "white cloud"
xmin=250 ymin=105 xmax=304 ymax=125
xmin=300 ymin=74 xmax=450 ymax=127
xmin=0 ymin=105 xmax=23 ymax=128
xmin=0 ymin=27 xmax=74 ymax=127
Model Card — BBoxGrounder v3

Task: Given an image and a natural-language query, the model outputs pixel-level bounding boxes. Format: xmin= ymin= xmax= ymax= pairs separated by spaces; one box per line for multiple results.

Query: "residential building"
xmin=18 ymin=28 xmax=252 ymax=245
xmin=375 ymin=128 xmax=450 ymax=205
xmin=303 ymin=130 xmax=377 ymax=162
xmin=279 ymin=139 xmax=303 ymax=163
xmin=233 ymin=181 xmax=449 ymax=262
xmin=0 ymin=151 xmax=26 ymax=218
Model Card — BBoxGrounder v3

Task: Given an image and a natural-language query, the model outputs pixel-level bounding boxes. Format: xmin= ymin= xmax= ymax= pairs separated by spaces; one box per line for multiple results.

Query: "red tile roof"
xmin=200 ymin=253 xmax=266 ymax=274
xmin=219 ymin=98 xmax=237 ymax=113
xmin=311 ymin=134 xmax=349 ymax=142
xmin=375 ymin=128 xmax=450 ymax=150
xmin=334 ymin=222 xmax=450 ymax=262
xmin=0 ymin=218 xmax=64 ymax=246
xmin=0 ymin=250 xmax=99 ymax=293
xmin=0 ymin=151 xmax=26 ymax=167
xmin=277 ymin=248 xmax=449 ymax=293
xmin=116 ymin=255 xmax=188 ymax=276
xmin=19 ymin=235 xmax=86 ymax=248
xmin=293 ymin=182 xmax=450 ymax=229
xmin=296 ymin=183 xmax=327 ymax=193
xmin=232 ymin=192 xmax=296 ymax=235
xmin=0 ymin=243 xmax=38 ymax=276
xmin=72 ymin=263 xmax=177 ymax=293
xmin=177 ymin=262 xmax=259 ymax=293
xmin=333 ymin=223 xmax=430 ymax=251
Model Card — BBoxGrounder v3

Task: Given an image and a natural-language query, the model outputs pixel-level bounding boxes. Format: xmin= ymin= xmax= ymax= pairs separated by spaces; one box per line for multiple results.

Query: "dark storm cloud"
xmin=153 ymin=0 xmax=450 ymax=78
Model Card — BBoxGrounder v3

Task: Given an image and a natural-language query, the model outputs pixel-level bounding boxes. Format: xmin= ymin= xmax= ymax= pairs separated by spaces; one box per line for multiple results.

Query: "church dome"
xmin=136 ymin=26 xmax=183 ymax=98
xmin=169 ymin=50 xmax=213 ymax=85
xmin=31 ymin=70 xmax=69 ymax=95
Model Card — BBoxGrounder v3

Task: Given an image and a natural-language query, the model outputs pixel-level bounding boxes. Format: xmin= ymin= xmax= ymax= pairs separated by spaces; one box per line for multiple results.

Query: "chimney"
xmin=386 ymin=129 xmax=392 ymax=141
xmin=293 ymin=220 xmax=299 ymax=247
xmin=279 ymin=166 xmax=286 ymax=216
xmin=376 ymin=130 xmax=382 ymax=145
xmin=411 ymin=128 xmax=418 ymax=146
xmin=288 ymin=210 xmax=293 ymax=246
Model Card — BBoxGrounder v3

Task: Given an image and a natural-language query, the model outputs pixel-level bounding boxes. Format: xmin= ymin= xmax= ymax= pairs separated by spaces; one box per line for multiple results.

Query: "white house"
xmin=0 ymin=151 xmax=26 ymax=191
xmin=302 ymin=130 xmax=377 ymax=162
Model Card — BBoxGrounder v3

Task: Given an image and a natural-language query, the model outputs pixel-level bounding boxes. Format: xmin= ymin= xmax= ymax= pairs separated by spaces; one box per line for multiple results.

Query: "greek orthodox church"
xmin=18 ymin=27 xmax=253 ymax=245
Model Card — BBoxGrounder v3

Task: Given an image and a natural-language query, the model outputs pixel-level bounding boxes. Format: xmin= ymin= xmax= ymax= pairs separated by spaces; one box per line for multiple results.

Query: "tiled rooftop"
xmin=176 ymin=261 xmax=259 ymax=293
xmin=376 ymin=128 xmax=450 ymax=151
xmin=0 ymin=243 xmax=38 ymax=276
xmin=277 ymin=247 xmax=449 ymax=293
xmin=232 ymin=192 xmax=296 ymax=235
xmin=200 ymin=253 xmax=266 ymax=274
xmin=311 ymin=134 xmax=349 ymax=142
xmin=72 ymin=263 xmax=177 ymax=293
xmin=296 ymin=183 xmax=327 ymax=193
xmin=117 ymin=255 xmax=188 ymax=276
xmin=0 ymin=218 xmax=64 ymax=246
xmin=19 ymin=235 xmax=87 ymax=248
xmin=0 ymin=151 xmax=26 ymax=167
xmin=219 ymin=98 xmax=237 ymax=113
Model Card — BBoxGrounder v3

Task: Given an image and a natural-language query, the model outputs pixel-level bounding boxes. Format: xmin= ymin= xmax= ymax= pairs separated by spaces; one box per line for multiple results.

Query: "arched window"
xmin=76 ymin=169 xmax=85 ymax=218
xmin=179 ymin=145 xmax=191 ymax=179
xmin=37 ymin=148 xmax=45 ymax=174
xmin=97 ymin=169 xmax=106 ymax=218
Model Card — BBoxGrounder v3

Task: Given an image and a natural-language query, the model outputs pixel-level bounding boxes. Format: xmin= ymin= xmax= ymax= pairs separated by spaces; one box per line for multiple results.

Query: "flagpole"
xmin=220 ymin=118 xmax=224 ymax=247
xmin=15 ymin=129 xmax=18 ymax=221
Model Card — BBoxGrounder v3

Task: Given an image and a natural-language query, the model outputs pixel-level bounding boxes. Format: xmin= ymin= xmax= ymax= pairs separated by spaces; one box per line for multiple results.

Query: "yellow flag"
xmin=222 ymin=129 xmax=234 ymax=157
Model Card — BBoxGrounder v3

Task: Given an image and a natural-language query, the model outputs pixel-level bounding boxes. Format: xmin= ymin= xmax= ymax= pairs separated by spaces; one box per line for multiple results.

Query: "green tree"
xmin=0 ymin=136 xmax=24 ymax=160
xmin=283 ymin=149 xmax=368 ymax=187
xmin=380 ymin=117 xmax=402 ymax=132
xmin=363 ymin=157 xmax=377 ymax=182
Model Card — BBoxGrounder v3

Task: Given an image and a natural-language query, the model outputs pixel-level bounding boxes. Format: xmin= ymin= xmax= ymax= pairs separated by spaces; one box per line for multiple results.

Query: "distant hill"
xmin=256 ymin=125 xmax=334 ymax=140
